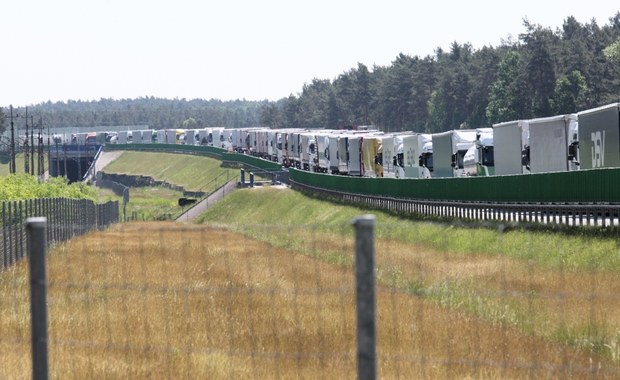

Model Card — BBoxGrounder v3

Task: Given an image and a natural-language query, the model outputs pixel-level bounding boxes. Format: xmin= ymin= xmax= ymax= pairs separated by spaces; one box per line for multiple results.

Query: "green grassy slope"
xmin=198 ymin=187 xmax=620 ymax=271
xmin=102 ymin=151 xmax=234 ymax=191
xmin=0 ymin=153 xmax=49 ymax=177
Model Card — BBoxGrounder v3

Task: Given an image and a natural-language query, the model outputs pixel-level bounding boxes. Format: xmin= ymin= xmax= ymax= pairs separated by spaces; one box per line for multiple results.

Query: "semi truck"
xmin=527 ymin=114 xmax=579 ymax=173
xmin=493 ymin=120 xmax=530 ymax=175
xmin=380 ymin=135 xmax=397 ymax=178
xmin=431 ymin=130 xmax=477 ymax=178
xmin=462 ymin=128 xmax=494 ymax=176
xmin=361 ymin=135 xmax=383 ymax=177
xmin=394 ymin=133 xmax=432 ymax=178
xmin=577 ymin=103 xmax=620 ymax=170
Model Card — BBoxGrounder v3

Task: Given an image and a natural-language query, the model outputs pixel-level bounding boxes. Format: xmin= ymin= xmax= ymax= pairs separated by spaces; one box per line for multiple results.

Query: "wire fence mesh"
xmin=1 ymin=219 xmax=620 ymax=378
xmin=1 ymin=198 xmax=119 ymax=271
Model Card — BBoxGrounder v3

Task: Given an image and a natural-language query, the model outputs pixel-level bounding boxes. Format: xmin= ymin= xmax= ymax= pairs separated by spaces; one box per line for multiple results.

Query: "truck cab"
xmin=463 ymin=128 xmax=494 ymax=176
xmin=418 ymin=141 xmax=433 ymax=178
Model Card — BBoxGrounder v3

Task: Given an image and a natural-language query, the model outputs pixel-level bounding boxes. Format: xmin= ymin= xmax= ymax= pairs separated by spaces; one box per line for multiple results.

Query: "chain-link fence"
xmin=2 ymin=219 xmax=620 ymax=379
xmin=1 ymin=198 xmax=119 ymax=271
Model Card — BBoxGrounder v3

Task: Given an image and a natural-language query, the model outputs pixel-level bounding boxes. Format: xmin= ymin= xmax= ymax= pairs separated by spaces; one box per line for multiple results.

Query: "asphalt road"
xmin=176 ymin=180 xmax=238 ymax=222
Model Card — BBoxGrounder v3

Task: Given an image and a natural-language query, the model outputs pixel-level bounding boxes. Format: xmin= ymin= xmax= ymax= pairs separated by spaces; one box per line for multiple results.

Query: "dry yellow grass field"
xmin=1 ymin=221 xmax=618 ymax=379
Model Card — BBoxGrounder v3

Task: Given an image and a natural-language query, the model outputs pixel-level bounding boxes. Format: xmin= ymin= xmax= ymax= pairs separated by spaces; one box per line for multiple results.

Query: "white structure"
xmin=432 ymin=130 xmax=477 ymax=178
xmin=117 ymin=131 xmax=128 ymax=144
xmin=528 ymin=114 xmax=579 ymax=173
xmin=141 ymin=130 xmax=153 ymax=144
xmin=396 ymin=133 xmax=432 ymax=179
xmin=463 ymin=128 xmax=494 ymax=176
xmin=163 ymin=130 xmax=174 ymax=144
xmin=493 ymin=120 xmax=530 ymax=175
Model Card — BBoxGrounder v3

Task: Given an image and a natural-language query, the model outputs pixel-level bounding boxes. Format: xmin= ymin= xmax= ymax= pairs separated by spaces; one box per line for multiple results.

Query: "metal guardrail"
xmin=174 ymin=171 xmax=237 ymax=217
xmin=104 ymin=143 xmax=227 ymax=159
xmin=176 ymin=176 xmax=239 ymax=222
xmin=82 ymin=145 xmax=104 ymax=182
xmin=291 ymin=179 xmax=620 ymax=228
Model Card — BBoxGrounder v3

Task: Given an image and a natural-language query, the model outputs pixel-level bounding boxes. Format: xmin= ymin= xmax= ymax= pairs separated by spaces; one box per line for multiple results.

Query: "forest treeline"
xmin=263 ymin=15 xmax=620 ymax=133
xmin=0 ymin=97 xmax=268 ymax=133
xmin=2 ymin=14 xmax=620 ymax=135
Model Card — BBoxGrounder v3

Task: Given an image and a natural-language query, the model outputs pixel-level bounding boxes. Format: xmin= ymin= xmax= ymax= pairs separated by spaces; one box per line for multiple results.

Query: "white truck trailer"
xmin=347 ymin=135 xmax=363 ymax=176
xmin=493 ymin=120 xmax=530 ymax=175
xmin=361 ymin=135 xmax=383 ymax=177
xmin=312 ymin=133 xmax=329 ymax=173
xmin=431 ymin=130 xmax=477 ymax=178
xmin=395 ymin=133 xmax=432 ymax=178
xmin=379 ymin=135 xmax=397 ymax=178
xmin=527 ymin=114 xmax=579 ymax=173
xmin=140 ymin=130 xmax=153 ymax=144
xmin=577 ymin=103 xmax=620 ymax=170
xmin=267 ymin=130 xmax=278 ymax=160
xmin=117 ymin=131 xmax=128 ymax=144
xmin=326 ymin=133 xmax=340 ymax=174
xmin=198 ymin=129 xmax=209 ymax=145
xmin=165 ymin=130 xmax=177 ymax=144
xmin=211 ymin=128 xmax=224 ymax=148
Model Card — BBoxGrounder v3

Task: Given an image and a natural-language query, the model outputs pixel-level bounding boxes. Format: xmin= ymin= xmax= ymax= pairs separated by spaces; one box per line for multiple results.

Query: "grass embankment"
xmin=0 ymin=153 xmax=49 ymax=177
xmin=96 ymin=186 xmax=182 ymax=221
xmin=98 ymin=151 xmax=237 ymax=220
xmin=102 ymin=151 xmax=234 ymax=192
xmin=197 ymin=187 xmax=620 ymax=372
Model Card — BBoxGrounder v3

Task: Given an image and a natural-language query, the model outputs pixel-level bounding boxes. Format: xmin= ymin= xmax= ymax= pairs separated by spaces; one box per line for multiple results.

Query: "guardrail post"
xmin=27 ymin=217 xmax=49 ymax=380
xmin=352 ymin=214 xmax=377 ymax=380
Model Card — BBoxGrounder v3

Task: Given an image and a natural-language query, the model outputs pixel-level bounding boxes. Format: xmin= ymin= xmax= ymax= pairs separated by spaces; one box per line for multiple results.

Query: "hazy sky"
xmin=1 ymin=0 xmax=618 ymax=107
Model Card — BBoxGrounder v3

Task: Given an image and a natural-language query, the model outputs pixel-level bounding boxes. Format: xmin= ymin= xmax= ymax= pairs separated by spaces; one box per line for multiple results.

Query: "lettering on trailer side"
xmin=384 ymin=146 xmax=393 ymax=171
xmin=406 ymin=146 xmax=415 ymax=166
xmin=591 ymin=131 xmax=606 ymax=168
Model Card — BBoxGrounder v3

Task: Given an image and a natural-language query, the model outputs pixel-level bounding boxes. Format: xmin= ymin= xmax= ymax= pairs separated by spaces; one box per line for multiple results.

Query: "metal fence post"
xmin=352 ymin=214 xmax=377 ymax=380
xmin=27 ymin=217 xmax=49 ymax=380
xmin=51 ymin=198 xmax=57 ymax=243
xmin=16 ymin=201 xmax=22 ymax=261
xmin=8 ymin=202 xmax=13 ymax=266
xmin=2 ymin=202 xmax=7 ymax=269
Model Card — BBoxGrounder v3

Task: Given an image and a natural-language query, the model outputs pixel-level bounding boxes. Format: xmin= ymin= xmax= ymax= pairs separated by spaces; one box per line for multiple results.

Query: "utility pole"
xmin=30 ymin=115 xmax=35 ymax=176
xmin=6 ymin=105 xmax=19 ymax=174
xmin=63 ymin=143 xmax=67 ymax=178
xmin=45 ymin=117 xmax=50 ymax=176
xmin=39 ymin=117 xmax=46 ymax=178
xmin=22 ymin=107 xmax=30 ymax=174
xmin=36 ymin=117 xmax=43 ymax=177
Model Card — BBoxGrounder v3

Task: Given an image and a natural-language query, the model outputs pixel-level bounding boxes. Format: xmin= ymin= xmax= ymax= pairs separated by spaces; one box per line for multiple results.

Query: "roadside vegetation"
xmin=197 ymin=187 xmax=620 ymax=368
xmin=0 ymin=153 xmax=49 ymax=177
xmin=2 ymin=222 xmax=616 ymax=378
xmin=0 ymin=173 xmax=95 ymax=200
xmin=98 ymin=151 xmax=238 ymax=220
xmin=95 ymin=186 xmax=182 ymax=221
xmin=101 ymin=151 xmax=234 ymax=192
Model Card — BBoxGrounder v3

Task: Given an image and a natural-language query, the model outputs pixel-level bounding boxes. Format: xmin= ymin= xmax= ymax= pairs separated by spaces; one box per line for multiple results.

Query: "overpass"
xmin=48 ymin=144 xmax=102 ymax=182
